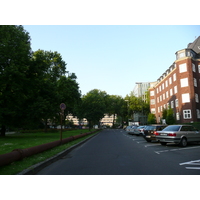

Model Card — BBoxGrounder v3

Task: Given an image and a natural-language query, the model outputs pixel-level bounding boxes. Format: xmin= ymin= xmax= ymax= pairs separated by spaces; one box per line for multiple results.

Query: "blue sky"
xmin=23 ymin=25 xmax=200 ymax=97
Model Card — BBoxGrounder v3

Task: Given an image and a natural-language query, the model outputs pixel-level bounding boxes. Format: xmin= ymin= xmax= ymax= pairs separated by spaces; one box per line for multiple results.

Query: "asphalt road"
xmin=36 ymin=129 xmax=200 ymax=175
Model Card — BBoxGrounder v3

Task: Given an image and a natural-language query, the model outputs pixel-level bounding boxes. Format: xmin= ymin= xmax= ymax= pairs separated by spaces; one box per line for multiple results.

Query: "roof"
xmin=187 ymin=36 xmax=200 ymax=54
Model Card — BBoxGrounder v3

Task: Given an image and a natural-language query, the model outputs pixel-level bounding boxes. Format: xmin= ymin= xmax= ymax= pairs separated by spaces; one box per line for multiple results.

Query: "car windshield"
xmin=162 ymin=125 xmax=181 ymax=131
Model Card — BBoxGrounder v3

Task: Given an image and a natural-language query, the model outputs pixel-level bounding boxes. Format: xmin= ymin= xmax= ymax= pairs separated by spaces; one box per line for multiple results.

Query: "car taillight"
xmin=168 ymin=133 xmax=176 ymax=136
xmin=154 ymin=131 xmax=159 ymax=135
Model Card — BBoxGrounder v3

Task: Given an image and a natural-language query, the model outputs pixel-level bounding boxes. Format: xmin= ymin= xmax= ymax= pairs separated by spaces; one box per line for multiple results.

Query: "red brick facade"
xmin=149 ymin=47 xmax=200 ymax=124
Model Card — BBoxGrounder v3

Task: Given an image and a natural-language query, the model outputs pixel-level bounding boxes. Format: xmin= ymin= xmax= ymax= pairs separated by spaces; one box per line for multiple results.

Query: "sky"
xmin=23 ymin=25 xmax=200 ymax=97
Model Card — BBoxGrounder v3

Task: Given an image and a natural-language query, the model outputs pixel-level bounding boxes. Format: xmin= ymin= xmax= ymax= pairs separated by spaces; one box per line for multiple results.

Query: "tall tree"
xmin=81 ymin=89 xmax=107 ymax=129
xmin=28 ymin=50 xmax=67 ymax=131
xmin=106 ymin=95 xmax=124 ymax=127
xmin=0 ymin=25 xmax=31 ymax=136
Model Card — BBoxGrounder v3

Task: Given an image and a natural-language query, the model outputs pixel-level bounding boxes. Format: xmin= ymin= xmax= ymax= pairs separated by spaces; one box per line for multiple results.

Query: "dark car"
xmin=156 ymin=125 xmax=200 ymax=147
xmin=143 ymin=124 xmax=167 ymax=142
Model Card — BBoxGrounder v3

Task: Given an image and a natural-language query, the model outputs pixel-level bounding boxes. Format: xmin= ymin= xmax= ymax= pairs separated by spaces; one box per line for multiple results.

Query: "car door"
xmin=190 ymin=126 xmax=200 ymax=141
xmin=180 ymin=126 xmax=189 ymax=141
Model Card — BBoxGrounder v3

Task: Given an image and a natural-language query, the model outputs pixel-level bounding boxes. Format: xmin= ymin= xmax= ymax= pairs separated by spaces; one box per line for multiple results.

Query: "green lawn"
xmin=0 ymin=129 xmax=98 ymax=175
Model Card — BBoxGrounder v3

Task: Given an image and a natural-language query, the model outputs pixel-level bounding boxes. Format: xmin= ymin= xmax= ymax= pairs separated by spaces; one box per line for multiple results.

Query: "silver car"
xmin=126 ymin=125 xmax=138 ymax=135
xmin=156 ymin=125 xmax=200 ymax=147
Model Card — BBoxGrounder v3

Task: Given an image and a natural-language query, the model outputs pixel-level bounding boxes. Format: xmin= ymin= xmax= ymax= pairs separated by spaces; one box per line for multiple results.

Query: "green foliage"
xmin=166 ymin=108 xmax=175 ymax=125
xmin=162 ymin=108 xmax=175 ymax=125
xmin=147 ymin=113 xmax=156 ymax=124
xmin=80 ymin=89 xmax=108 ymax=128
xmin=0 ymin=26 xmax=81 ymax=136
xmin=0 ymin=25 xmax=32 ymax=136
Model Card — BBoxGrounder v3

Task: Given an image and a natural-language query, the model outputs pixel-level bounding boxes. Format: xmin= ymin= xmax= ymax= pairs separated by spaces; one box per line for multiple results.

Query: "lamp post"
xmin=135 ymin=82 xmax=144 ymax=125
xmin=60 ymin=103 xmax=66 ymax=142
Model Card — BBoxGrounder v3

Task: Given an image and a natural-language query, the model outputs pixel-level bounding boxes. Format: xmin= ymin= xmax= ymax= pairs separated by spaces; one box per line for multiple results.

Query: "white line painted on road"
xmin=145 ymin=144 xmax=161 ymax=147
xmin=179 ymin=159 xmax=200 ymax=165
xmin=137 ymin=141 xmax=147 ymax=144
xmin=179 ymin=159 xmax=200 ymax=170
xmin=186 ymin=167 xmax=200 ymax=170
xmin=155 ymin=146 xmax=200 ymax=154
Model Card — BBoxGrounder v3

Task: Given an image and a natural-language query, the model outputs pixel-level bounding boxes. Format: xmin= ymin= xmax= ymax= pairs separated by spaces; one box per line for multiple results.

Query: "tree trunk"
xmin=0 ymin=125 xmax=6 ymax=137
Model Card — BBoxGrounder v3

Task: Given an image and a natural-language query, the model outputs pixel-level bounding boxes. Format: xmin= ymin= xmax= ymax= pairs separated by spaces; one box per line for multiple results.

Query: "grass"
xmin=0 ymin=129 xmax=98 ymax=175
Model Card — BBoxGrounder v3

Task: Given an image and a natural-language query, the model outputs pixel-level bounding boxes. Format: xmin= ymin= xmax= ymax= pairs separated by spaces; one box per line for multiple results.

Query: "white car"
xmin=156 ymin=125 xmax=200 ymax=147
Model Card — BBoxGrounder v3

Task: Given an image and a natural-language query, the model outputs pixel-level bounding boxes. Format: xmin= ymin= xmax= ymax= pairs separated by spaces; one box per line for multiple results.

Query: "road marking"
xmin=179 ymin=159 xmax=200 ymax=170
xmin=145 ymin=144 xmax=161 ymax=147
xmin=137 ymin=141 xmax=147 ymax=143
xmin=155 ymin=145 xmax=200 ymax=154
xmin=186 ymin=167 xmax=200 ymax=170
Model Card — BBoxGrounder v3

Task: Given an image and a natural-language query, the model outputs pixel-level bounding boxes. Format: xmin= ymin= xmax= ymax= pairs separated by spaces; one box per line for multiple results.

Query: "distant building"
xmin=133 ymin=82 xmax=151 ymax=102
xmin=132 ymin=82 xmax=156 ymax=125
xmin=66 ymin=114 xmax=116 ymax=127
xmin=149 ymin=36 xmax=200 ymax=123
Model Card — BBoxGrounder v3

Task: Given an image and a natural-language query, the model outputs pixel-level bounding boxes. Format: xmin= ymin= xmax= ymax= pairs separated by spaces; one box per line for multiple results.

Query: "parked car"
xmin=125 ymin=126 xmax=132 ymax=133
xmin=143 ymin=124 xmax=167 ymax=142
xmin=133 ymin=126 xmax=147 ymax=136
xmin=126 ymin=125 xmax=138 ymax=134
xmin=155 ymin=125 xmax=200 ymax=147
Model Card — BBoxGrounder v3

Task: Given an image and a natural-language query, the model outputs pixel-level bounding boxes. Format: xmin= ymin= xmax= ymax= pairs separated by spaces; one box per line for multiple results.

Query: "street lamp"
xmin=135 ymin=82 xmax=144 ymax=125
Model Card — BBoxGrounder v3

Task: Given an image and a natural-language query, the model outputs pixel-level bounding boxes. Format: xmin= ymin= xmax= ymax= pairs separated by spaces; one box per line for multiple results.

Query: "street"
xmin=36 ymin=129 xmax=200 ymax=175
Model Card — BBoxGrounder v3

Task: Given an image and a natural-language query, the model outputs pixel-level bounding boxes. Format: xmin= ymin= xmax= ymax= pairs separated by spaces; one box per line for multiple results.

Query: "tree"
xmin=81 ymin=89 xmax=107 ymax=129
xmin=166 ymin=108 xmax=175 ymax=125
xmin=0 ymin=25 xmax=32 ymax=136
xmin=147 ymin=113 xmax=156 ymax=124
xmin=28 ymin=50 xmax=67 ymax=131
xmin=106 ymin=95 xmax=125 ymax=127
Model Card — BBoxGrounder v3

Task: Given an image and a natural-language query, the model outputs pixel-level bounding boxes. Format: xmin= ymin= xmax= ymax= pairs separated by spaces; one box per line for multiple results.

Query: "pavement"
xmin=16 ymin=132 xmax=99 ymax=175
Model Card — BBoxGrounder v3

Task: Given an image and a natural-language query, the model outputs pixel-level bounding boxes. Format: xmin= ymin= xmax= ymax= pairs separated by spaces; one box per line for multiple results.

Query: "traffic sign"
xmin=60 ymin=103 xmax=66 ymax=110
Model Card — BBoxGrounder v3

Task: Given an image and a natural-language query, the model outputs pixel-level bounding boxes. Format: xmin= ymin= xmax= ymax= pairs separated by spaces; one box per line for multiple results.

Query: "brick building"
xmin=149 ymin=36 xmax=200 ymax=124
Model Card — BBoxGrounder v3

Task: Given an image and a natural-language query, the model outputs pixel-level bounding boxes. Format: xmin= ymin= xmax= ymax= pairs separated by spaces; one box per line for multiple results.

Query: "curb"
xmin=17 ymin=132 xmax=99 ymax=175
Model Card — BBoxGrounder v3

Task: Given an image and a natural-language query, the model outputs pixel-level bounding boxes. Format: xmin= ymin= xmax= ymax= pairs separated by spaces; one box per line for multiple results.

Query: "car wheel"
xmin=160 ymin=142 xmax=167 ymax=146
xmin=145 ymin=139 xmax=151 ymax=142
xmin=179 ymin=137 xmax=187 ymax=147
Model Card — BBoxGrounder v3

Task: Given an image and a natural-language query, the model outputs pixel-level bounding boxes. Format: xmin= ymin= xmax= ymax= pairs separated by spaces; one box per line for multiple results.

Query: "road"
xmin=36 ymin=129 xmax=200 ymax=175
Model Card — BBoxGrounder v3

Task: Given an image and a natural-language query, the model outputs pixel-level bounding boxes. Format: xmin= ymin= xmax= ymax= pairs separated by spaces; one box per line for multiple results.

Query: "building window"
xmin=195 ymin=93 xmax=199 ymax=103
xmin=179 ymin=52 xmax=185 ymax=58
xmin=166 ymin=91 xmax=169 ymax=99
xmin=179 ymin=63 xmax=187 ymax=73
xmin=175 ymin=99 xmax=179 ymax=107
xmin=163 ymin=93 xmax=165 ymax=100
xmin=180 ymin=78 xmax=188 ymax=87
xmin=192 ymin=63 xmax=196 ymax=72
xmin=160 ymin=95 xmax=162 ymax=102
xmin=157 ymin=88 xmax=159 ymax=94
xmin=176 ymin=112 xmax=180 ymax=120
xmin=158 ymin=107 xmax=160 ymax=113
xmin=151 ymin=99 xmax=155 ymax=105
xmin=183 ymin=110 xmax=192 ymax=119
xmin=173 ymin=73 xmax=176 ymax=81
xmin=150 ymin=91 xmax=154 ymax=96
xmin=198 ymin=65 xmax=200 ymax=73
xmin=151 ymin=108 xmax=155 ymax=114
xmin=169 ymin=77 xmax=172 ymax=85
xmin=157 ymin=97 xmax=159 ymax=103
xmin=170 ymin=88 xmax=173 ymax=96
xmin=165 ymin=80 xmax=168 ymax=87
xmin=174 ymin=85 xmax=177 ymax=94
xmin=159 ymin=85 xmax=161 ymax=92
xmin=167 ymin=103 xmax=169 ymax=109
xmin=182 ymin=93 xmax=190 ymax=103
xmin=162 ymin=83 xmax=164 ymax=90
xmin=164 ymin=104 xmax=166 ymax=109
xmin=194 ymin=78 xmax=197 ymax=87
xmin=171 ymin=100 xmax=174 ymax=108
xmin=197 ymin=109 xmax=200 ymax=119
